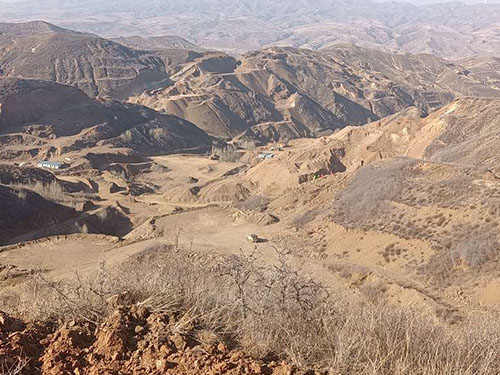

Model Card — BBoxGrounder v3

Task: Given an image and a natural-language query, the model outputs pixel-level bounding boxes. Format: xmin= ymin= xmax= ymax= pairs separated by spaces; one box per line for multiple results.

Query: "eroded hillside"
xmin=0 ymin=22 xmax=168 ymax=98
xmin=131 ymin=45 xmax=500 ymax=142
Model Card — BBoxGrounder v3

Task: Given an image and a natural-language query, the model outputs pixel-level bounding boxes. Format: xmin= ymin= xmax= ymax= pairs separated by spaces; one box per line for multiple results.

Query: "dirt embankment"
xmin=0 ymin=303 xmax=302 ymax=375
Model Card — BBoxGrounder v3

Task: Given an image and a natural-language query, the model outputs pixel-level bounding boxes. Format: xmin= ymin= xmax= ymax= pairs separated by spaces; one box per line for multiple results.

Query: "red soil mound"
xmin=0 ymin=303 xmax=308 ymax=375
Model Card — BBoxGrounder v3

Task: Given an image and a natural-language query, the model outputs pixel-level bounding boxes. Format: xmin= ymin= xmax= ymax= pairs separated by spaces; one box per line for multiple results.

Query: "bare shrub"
xmin=15 ymin=180 xmax=78 ymax=206
xmin=9 ymin=244 xmax=500 ymax=373
xmin=13 ymin=190 xmax=27 ymax=201
xmin=80 ymin=223 xmax=89 ymax=234
xmin=333 ymin=158 xmax=413 ymax=228
xmin=0 ymin=357 xmax=29 ymax=375
xmin=359 ymin=282 xmax=388 ymax=303
xmin=235 ymin=195 xmax=269 ymax=211
xmin=211 ymin=145 xmax=240 ymax=162
xmin=27 ymin=181 xmax=65 ymax=201
xmin=289 ymin=209 xmax=322 ymax=228
xmin=452 ymin=225 xmax=499 ymax=268
xmin=423 ymin=224 xmax=500 ymax=280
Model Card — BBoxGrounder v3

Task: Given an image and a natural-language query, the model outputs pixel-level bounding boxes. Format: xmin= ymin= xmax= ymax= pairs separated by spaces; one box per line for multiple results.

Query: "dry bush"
xmin=26 ymin=181 xmax=65 ymax=201
xmin=0 ymin=357 xmax=28 ymax=375
xmin=289 ymin=209 xmax=323 ymax=228
xmin=14 ymin=180 xmax=78 ymax=207
xmin=9 ymin=243 xmax=500 ymax=373
xmin=235 ymin=195 xmax=269 ymax=211
xmin=422 ymin=223 xmax=500 ymax=281
xmin=358 ymin=282 xmax=388 ymax=303
xmin=380 ymin=243 xmax=407 ymax=263
xmin=333 ymin=158 xmax=413 ymax=228
xmin=451 ymin=224 xmax=499 ymax=268
xmin=211 ymin=145 xmax=240 ymax=162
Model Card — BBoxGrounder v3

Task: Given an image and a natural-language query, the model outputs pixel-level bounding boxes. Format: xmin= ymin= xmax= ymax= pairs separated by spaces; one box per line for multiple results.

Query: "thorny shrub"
xmin=6 ymin=243 xmax=500 ymax=374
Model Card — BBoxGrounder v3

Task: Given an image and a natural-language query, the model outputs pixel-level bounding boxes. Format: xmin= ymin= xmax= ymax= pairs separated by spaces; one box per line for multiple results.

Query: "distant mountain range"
xmin=1 ymin=0 xmax=500 ymax=57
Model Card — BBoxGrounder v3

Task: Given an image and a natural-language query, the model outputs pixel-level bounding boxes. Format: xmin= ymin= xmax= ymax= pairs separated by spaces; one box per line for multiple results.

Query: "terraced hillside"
xmin=132 ymin=45 xmax=500 ymax=141
xmin=0 ymin=22 xmax=168 ymax=98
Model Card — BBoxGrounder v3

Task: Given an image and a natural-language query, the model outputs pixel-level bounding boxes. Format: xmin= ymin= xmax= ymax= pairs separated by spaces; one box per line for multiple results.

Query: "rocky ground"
xmin=0 ymin=302 xmax=303 ymax=375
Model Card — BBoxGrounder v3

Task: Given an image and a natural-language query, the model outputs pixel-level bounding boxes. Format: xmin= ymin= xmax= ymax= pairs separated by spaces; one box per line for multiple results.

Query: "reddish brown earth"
xmin=0 ymin=303 xmax=304 ymax=375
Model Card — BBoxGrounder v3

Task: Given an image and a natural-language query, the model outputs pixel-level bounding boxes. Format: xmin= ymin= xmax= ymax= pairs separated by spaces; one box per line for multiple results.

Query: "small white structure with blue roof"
xmin=37 ymin=161 xmax=63 ymax=170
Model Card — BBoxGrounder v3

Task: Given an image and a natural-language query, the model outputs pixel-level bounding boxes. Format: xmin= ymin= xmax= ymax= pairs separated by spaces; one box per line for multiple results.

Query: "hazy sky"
xmin=1 ymin=0 xmax=500 ymax=7
xmin=386 ymin=0 xmax=500 ymax=3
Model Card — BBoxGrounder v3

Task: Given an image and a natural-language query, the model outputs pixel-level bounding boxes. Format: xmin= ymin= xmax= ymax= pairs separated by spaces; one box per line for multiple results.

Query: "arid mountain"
xmin=132 ymin=50 xmax=374 ymax=139
xmin=131 ymin=45 xmax=500 ymax=141
xmin=2 ymin=0 xmax=500 ymax=57
xmin=0 ymin=22 xmax=168 ymax=98
xmin=0 ymin=77 xmax=213 ymax=160
xmin=4 ymin=5 xmax=500 ymax=373
xmin=2 ymin=22 xmax=500 ymax=144
xmin=0 ymin=20 xmax=69 ymax=37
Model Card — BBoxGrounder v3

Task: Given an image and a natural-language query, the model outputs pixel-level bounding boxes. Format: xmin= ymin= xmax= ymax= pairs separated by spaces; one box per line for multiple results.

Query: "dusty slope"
xmin=422 ymin=98 xmax=500 ymax=169
xmin=133 ymin=46 xmax=500 ymax=141
xmin=0 ymin=22 xmax=168 ymax=98
xmin=327 ymin=97 xmax=500 ymax=171
xmin=0 ymin=77 xmax=213 ymax=161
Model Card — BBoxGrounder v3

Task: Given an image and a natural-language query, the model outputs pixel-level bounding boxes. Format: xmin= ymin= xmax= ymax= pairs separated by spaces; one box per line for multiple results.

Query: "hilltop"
xmin=0 ymin=20 xmax=69 ymax=37
xmin=0 ymin=22 xmax=168 ymax=98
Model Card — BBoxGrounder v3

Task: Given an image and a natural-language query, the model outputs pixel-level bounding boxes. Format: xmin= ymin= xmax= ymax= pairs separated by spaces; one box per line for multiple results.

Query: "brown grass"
xmin=333 ymin=158 xmax=500 ymax=282
xmin=211 ymin=145 xmax=240 ymax=162
xmin=4 ymin=244 xmax=500 ymax=373
xmin=235 ymin=195 xmax=269 ymax=211
xmin=14 ymin=180 xmax=79 ymax=207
